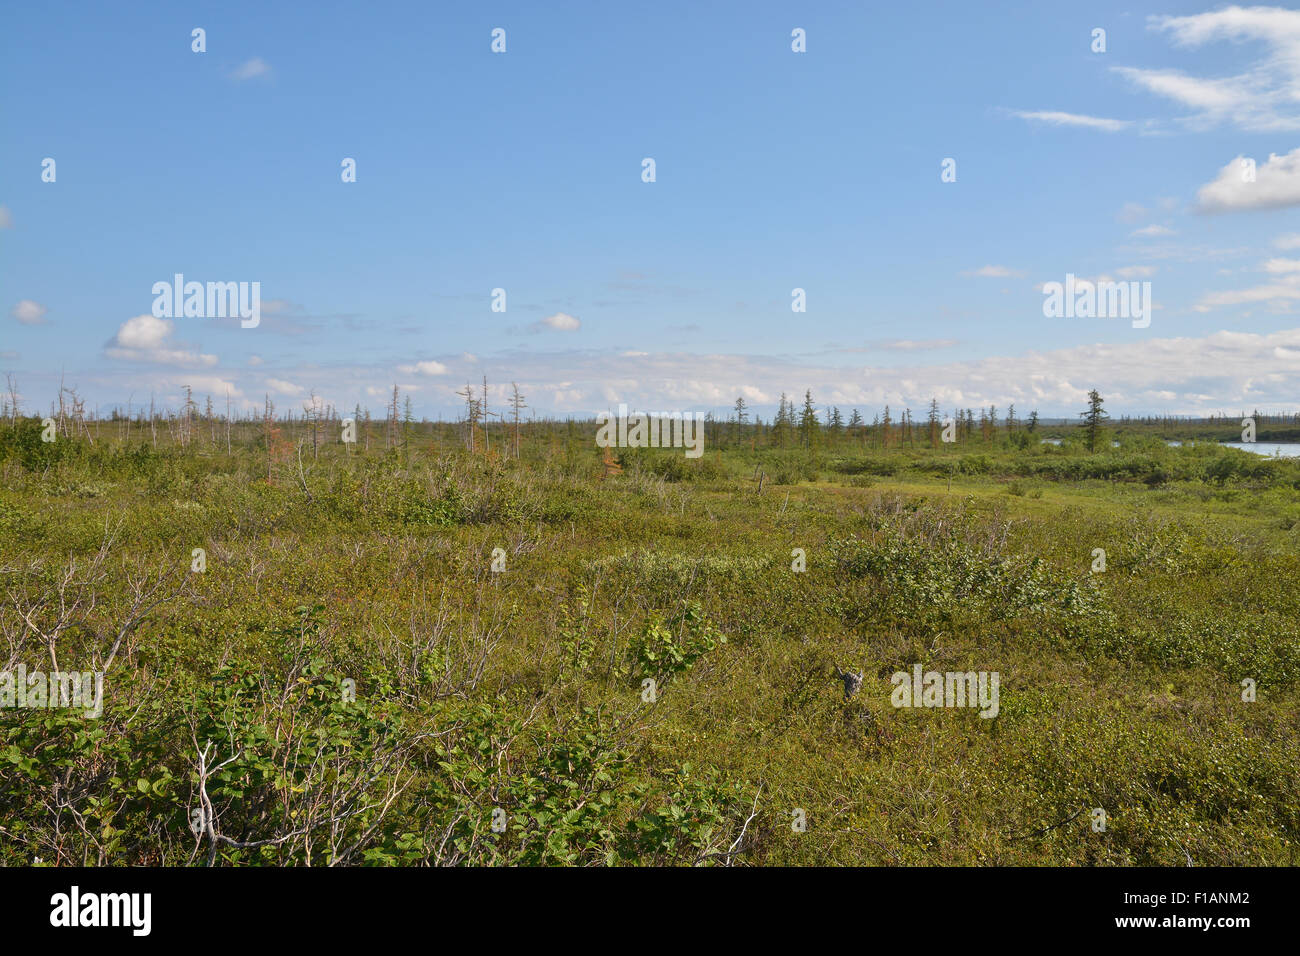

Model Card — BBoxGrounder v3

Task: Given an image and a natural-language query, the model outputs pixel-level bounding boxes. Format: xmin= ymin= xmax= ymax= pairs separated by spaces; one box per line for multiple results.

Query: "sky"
xmin=3 ymin=0 xmax=1300 ymax=420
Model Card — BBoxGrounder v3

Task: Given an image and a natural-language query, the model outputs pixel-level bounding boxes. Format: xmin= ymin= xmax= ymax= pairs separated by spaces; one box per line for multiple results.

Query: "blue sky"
xmin=3 ymin=1 xmax=1300 ymax=419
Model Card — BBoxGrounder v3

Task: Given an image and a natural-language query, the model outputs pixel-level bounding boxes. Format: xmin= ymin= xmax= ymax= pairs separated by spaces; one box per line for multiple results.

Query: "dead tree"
xmin=509 ymin=383 xmax=526 ymax=458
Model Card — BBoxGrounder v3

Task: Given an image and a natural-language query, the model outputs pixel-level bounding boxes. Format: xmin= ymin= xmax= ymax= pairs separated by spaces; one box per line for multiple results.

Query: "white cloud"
xmin=1196 ymin=148 xmax=1300 ymax=212
xmin=231 ymin=57 xmax=270 ymax=81
xmin=397 ymin=360 xmax=449 ymax=376
xmin=1275 ymin=233 xmax=1300 ymax=250
xmin=113 ymin=315 xmax=170 ymax=350
xmin=266 ymin=378 xmax=303 ymax=396
xmin=532 ymin=312 xmax=581 ymax=332
xmin=1116 ymin=265 xmax=1157 ymax=278
xmin=1193 ymin=272 xmax=1300 ymax=311
xmin=366 ymin=383 xmax=424 ymax=398
xmin=1131 ymin=224 xmax=1177 ymax=237
xmin=1010 ymin=110 xmax=1130 ymax=132
xmin=1112 ymin=67 xmax=1247 ymax=115
xmin=1117 ymin=7 xmax=1300 ymax=132
xmin=248 ymin=355 xmax=264 ymax=366
xmin=104 ymin=314 xmax=217 ymax=367
xmin=961 ymin=265 xmax=1025 ymax=278
xmin=483 ymin=329 xmax=1300 ymax=415
xmin=10 ymin=300 xmax=48 ymax=325
xmin=174 ymin=376 xmax=244 ymax=402
xmin=1264 ymin=258 xmax=1300 ymax=273
xmin=64 ymin=318 xmax=1300 ymax=417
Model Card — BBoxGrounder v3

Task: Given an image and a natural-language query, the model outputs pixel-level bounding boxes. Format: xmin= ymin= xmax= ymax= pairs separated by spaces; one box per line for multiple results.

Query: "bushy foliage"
xmin=2 ymin=420 xmax=1298 ymax=866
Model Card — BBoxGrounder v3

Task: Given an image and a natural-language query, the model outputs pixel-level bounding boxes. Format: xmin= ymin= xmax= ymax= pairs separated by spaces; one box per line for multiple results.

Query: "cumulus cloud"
xmin=352 ymin=329 xmax=1300 ymax=415
xmin=530 ymin=312 xmax=581 ymax=332
xmin=1191 ymin=250 xmax=1300 ymax=310
xmin=1196 ymin=148 xmax=1300 ymax=212
xmin=1009 ymin=110 xmax=1131 ymax=132
xmin=172 ymin=376 xmax=244 ymax=402
xmin=266 ymin=378 xmax=304 ymax=396
xmin=397 ymin=360 xmax=449 ymax=376
xmin=63 ymin=317 xmax=1300 ymax=418
xmin=104 ymin=314 xmax=217 ymax=367
xmin=230 ymin=57 xmax=270 ymax=81
xmin=10 ymin=300 xmax=48 ymax=325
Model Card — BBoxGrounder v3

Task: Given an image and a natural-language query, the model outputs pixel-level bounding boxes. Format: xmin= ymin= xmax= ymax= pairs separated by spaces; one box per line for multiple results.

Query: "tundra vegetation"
xmin=1 ymin=390 xmax=1297 ymax=865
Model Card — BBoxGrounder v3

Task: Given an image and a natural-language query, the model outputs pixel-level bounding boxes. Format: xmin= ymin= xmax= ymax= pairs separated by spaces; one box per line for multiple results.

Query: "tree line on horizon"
xmin=1 ymin=373 xmax=1292 ymax=459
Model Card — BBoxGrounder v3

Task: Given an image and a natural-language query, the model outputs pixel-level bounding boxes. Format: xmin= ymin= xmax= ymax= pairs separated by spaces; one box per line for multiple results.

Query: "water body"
xmin=1220 ymin=441 xmax=1300 ymax=458
xmin=1041 ymin=438 xmax=1300 ymax=458
xmin=1166 ymin=440 xmax=1300 ymax=458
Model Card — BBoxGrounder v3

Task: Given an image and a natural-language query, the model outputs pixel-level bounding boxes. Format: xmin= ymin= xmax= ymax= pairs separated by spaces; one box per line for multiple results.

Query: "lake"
xmin=1041 ymin=438 xmax=1300 ymax=457
xmin=1219 ymin=441 xmax=1300 ymax=458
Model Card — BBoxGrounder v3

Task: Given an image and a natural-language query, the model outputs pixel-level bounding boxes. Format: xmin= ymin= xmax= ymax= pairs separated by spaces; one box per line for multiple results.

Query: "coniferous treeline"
xmin=4 ymin=375 xmax=1297 ymax=459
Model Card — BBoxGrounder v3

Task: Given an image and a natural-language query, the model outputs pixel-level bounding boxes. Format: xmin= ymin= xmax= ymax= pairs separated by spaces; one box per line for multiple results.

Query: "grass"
xmin=1 ymin=417 xmax=1297 ymax=865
